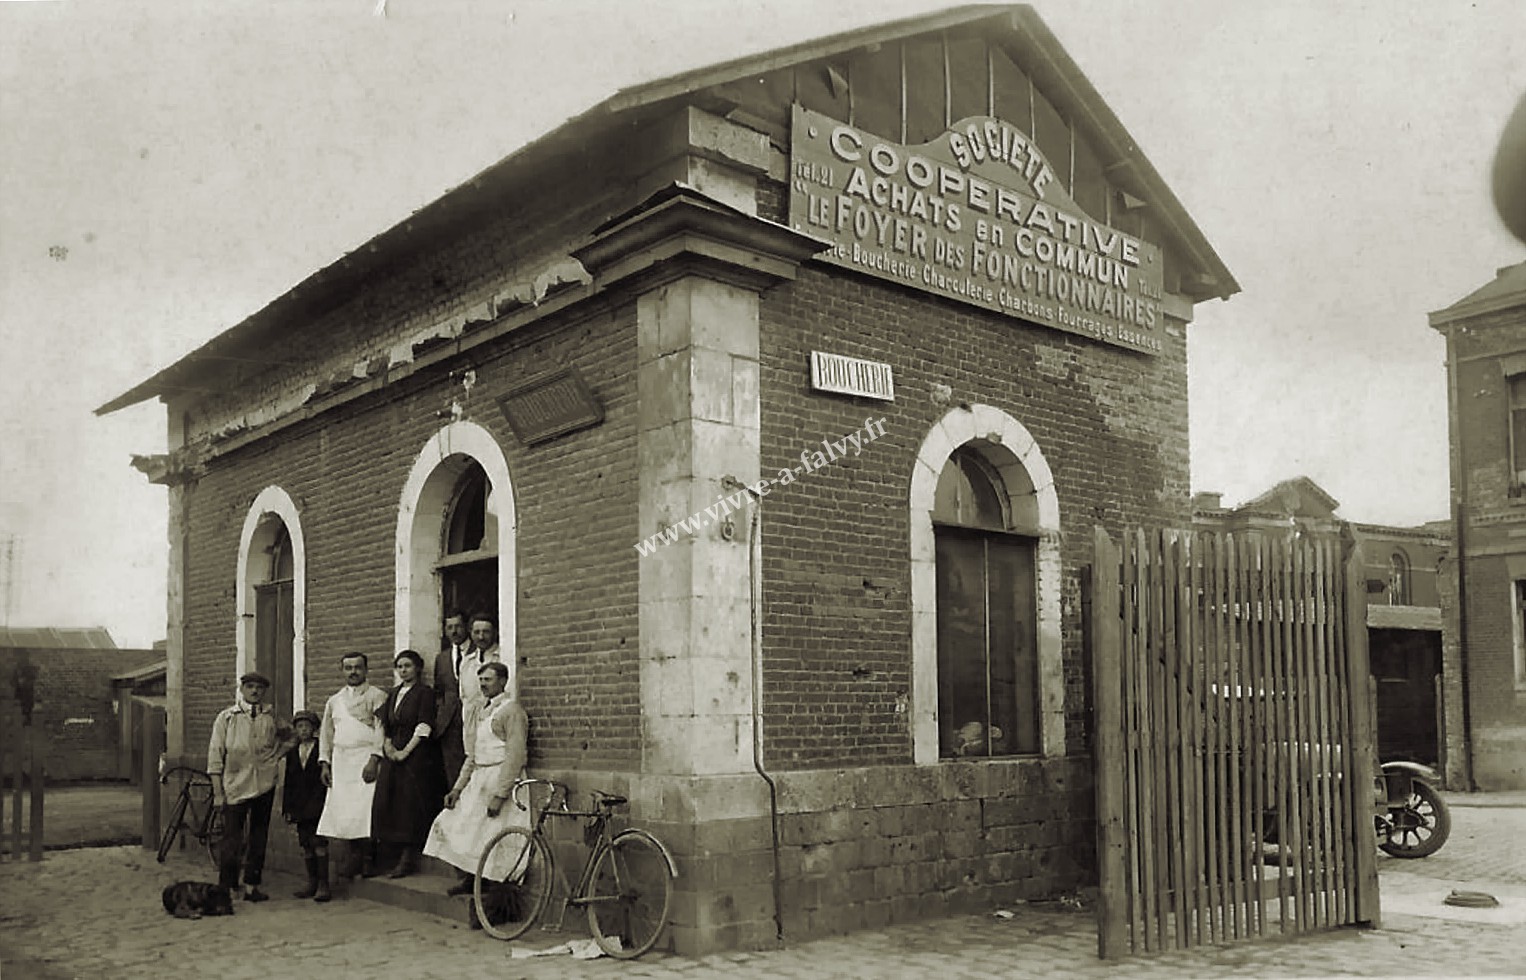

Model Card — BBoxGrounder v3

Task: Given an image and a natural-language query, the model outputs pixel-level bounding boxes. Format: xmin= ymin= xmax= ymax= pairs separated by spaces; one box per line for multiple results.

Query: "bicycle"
xmin=474 ymin=778 xmax=678 ymax=958
xmin=155 ymin=765 xmax=225 ymax=867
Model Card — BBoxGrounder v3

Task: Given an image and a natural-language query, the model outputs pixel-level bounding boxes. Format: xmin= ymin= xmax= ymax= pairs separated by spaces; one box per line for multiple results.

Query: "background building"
xmin=1431 ymin=259 xmax=1526 ymax=790
xmin=1193 ymin=479 xmax=1451 ymax=771
xmin=0 ymin=627 xmax=162 ymax=782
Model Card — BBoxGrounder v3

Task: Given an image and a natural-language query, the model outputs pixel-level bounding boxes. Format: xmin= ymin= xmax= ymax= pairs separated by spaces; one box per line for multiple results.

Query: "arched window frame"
xmin=235 ymin=485 xmax=306 ymax=709
xmin=909 ymin=405 xmax=1063 ymax=765
xmin=1388 ymin=550 xmax=1411 ymax=606
xmin=395 ymin=421 xmax=516 ymax=691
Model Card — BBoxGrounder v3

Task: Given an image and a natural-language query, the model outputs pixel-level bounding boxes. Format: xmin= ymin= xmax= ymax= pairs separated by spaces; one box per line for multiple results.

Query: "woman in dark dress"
xmin=371 ymin=649 xmax=445 ymax=878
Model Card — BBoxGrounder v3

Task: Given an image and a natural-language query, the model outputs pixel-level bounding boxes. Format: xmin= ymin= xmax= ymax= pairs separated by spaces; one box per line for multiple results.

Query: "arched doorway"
xmin=395 ymin=421 xmax=516 ymax=686
xmin=932 ymin=447 xmax=1038 ymax=758
xmin=236 ymin=486 xmax=306 ymax=716
xmin=908 ymin=404 xmax=1063 ymax=765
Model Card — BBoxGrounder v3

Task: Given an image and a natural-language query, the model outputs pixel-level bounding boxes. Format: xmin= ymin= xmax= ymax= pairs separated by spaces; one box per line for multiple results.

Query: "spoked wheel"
xmin=474 ymin=828 xmax=553 ymax=941
xmin=585 ymin=830 xmax=674 ymax=959
xmin=1377 ymin=780 xmax=1451 ymax=858
xmin=203 ymin=803 xmax=227 ymax=870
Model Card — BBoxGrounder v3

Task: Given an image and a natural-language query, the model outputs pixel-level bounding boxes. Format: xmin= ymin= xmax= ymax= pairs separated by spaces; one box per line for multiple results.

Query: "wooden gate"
xmin=1091 ymin=528 xmax=1380 ymax=958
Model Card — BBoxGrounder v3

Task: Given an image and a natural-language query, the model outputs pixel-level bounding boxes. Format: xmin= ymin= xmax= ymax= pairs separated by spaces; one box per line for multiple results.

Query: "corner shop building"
xmin=100 ymin=5 xmax=1236 ymax=953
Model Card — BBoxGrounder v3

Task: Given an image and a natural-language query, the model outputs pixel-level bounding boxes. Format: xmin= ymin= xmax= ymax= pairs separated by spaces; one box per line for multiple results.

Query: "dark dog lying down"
xmin=162 ymin=881 xmax=235 ymax=919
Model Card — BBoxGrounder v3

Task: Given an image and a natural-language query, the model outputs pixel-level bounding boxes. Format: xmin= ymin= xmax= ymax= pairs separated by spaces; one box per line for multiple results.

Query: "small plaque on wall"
xmin=810 ymin=350 xmax=895 ymax=401
xmin=497 ymin=366 xmax=603 ymax=445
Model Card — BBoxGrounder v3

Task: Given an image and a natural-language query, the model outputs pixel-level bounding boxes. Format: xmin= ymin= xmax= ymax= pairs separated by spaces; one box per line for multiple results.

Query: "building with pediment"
xmin=100 ymin=5 xmax=1236 ymax=951
xmin=1192 ymin=479 xmax=1452 ymax=773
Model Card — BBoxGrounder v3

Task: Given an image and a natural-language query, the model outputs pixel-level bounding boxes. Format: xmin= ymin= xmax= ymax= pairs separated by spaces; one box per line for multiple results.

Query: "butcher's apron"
xmin=423 ymin=699 xmax=528 ymax=879
xmin=316 ymin=694 xmax=380 ymax=840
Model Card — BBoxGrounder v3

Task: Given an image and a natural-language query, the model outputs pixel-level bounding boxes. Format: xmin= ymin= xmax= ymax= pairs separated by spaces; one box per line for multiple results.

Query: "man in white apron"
xmin=317 ymin=652 xmax=388 ymax=881
xmin=423 ymin=659 xmax=528 ymax=895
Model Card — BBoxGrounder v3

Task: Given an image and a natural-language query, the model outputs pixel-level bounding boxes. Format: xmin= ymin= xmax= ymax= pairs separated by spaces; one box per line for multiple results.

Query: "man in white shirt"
xmin=457 ymin=610 xmax=502 ymax=717
xmin=423 ymin=660 xmax=528 ymax=897
xmin=316 ymin=652 xmax=388 ymax=882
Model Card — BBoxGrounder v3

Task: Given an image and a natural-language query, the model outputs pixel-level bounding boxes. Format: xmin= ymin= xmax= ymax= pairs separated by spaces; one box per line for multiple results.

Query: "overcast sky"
xmin=2 ymin=0 xmax=1524 ymax=647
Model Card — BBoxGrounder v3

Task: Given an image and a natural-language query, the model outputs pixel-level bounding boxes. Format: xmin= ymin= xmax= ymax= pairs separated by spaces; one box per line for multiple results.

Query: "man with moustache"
xmin=433 ymin=609 xmax=472 ymax=789
xmin=316 ymin=652 xmax=388 ymax=882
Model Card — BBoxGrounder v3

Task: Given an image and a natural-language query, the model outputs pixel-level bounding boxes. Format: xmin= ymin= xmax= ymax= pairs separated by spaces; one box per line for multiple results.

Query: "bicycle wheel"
xmin=474 ymin=828 xmax=553 ymax=941
xmin=156 ymin=792 xmax=190 ymax=863
xmin=202 ymin=803 xmax=227 ymax=870
xmin=585 ymin=830 xmax=674 ymax=958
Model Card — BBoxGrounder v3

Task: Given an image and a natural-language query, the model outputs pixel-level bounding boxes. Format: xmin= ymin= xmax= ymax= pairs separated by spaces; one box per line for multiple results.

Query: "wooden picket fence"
xmin=0 ymin=701 xmax=46 ymax=862
xmin=1091 ymin=528 xmax=1380 ymax=959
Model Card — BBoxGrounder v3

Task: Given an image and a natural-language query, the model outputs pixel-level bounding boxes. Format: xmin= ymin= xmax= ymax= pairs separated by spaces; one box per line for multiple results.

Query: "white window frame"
xmin=909 ymin=405 xmax=1063 ymax=765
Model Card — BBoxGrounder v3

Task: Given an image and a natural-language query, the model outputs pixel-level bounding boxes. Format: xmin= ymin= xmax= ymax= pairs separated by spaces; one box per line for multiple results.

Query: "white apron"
xmin=316 ymin=694 xmax=380 ymax=840
xmin=423 ymin=699 xmax=529 ymax=879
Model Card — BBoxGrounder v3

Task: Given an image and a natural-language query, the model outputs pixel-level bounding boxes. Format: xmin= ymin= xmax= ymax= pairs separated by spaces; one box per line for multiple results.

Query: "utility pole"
xmin=0 ymin=533 xmax=15 ymax=626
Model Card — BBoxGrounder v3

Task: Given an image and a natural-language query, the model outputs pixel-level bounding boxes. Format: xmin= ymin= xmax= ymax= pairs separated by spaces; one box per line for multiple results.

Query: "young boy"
xmin=282 ymin=709 xmax=330 ymax=902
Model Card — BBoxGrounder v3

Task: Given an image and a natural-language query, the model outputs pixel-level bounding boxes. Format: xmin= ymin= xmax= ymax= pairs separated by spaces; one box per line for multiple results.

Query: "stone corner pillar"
xmin=575 ymin=189 xmax=824 ymax=777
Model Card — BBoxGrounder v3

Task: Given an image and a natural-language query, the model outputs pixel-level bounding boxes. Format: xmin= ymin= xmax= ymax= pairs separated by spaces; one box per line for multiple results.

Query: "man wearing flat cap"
xmin=207 ymin=671 xmax=292 ymax=902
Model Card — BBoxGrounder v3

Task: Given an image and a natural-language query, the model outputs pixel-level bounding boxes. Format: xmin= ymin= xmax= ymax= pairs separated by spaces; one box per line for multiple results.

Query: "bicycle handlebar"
xmin=509 ymin=778 xmax=626 ymax=814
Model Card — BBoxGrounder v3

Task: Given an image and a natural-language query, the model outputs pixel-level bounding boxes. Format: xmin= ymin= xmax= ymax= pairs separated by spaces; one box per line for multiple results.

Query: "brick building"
xmin=0 ymin=627 xmax=162 ymax=782
xmin=1192 ymin=479 xmax=1452 ymax=770
xmin=98 ymin=7 xmax=1236 ymax=951
xmin=1431 ymin=259 xmax=1526 ymax=790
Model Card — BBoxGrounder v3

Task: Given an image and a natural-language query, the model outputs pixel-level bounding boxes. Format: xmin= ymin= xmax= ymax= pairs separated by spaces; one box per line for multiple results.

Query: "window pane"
xmin=986 ymin=537 xmax=1038 ymax=754
xmin=446 ymin=464 xmax=488 ymax=554
xmin=958 ymin=453 xmax=1006 ymax=528
xmin=936 ymin=530 xmax=989 ymax=757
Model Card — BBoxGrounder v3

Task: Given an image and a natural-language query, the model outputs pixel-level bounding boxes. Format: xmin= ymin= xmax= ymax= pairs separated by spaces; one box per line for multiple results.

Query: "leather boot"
xmin=313 ymin=854 xmax=332 ymax=903
xmin=387 ymin=847 xmax=419 ymax=879
xmin=293 ymin=856 xmax=319 ymax=899
xmin=359 ymin=841 xmax=380 ymax=879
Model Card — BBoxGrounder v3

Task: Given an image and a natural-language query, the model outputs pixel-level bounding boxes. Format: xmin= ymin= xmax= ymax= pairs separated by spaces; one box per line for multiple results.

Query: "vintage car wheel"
xmin=1377 ymin=780 xmax=1451 ymax=858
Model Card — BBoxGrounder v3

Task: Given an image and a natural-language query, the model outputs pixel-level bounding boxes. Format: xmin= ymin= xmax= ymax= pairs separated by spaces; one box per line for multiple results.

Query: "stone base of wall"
xmin=537 ymin=757 xmax=1096 ymax=955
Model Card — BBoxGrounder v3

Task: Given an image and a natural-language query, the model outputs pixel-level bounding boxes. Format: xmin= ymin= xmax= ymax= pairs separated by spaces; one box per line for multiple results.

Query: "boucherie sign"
xmin=787 ymin=105 xmax=1164 ymax=355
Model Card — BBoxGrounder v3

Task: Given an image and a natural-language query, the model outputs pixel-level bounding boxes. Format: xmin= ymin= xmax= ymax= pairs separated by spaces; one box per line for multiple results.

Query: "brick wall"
xmin=0 ymin=647 xmax=161 ymax=781
xmin=1443 ymin=304 xmax=1526 ymax=789
xmin=755 ymin=213 xmax=1192 ymax=769
xmin=178 ymin=302 xmax=641 ymax=773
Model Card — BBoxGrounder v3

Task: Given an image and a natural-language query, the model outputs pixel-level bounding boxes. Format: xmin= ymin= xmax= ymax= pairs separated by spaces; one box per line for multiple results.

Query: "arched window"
xmin=395 ymin=421 xmax=516 ymax=687
xmin=237 ymin=486 xmax=306 ymax=716
xmin=1389 ymin=551 xmax=1411 ymax=605
xmin=438 ymin=461 xmax=500 ymax=623
xmin=933 ymin=448 xmax=1009 ymax=529
xmin=931 ymin=445 xmax=1038 ymax=759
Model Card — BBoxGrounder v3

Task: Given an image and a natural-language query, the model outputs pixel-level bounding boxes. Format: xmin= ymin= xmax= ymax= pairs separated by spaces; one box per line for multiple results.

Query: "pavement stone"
xmin=2 ymin=798 xmax=1525 ymax=979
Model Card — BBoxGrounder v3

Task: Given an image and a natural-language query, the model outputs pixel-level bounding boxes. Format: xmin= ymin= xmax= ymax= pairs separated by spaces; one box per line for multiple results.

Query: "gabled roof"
xmin=0 ymin=626 xmax=118 ymax=650
xmin=1233 ymin=477 xmax=1340 ymax=519
xmin=1429 ymin=259 xmax=1526 ymax=328
xmin=98 ymin=4 xmax=1237 ymax=416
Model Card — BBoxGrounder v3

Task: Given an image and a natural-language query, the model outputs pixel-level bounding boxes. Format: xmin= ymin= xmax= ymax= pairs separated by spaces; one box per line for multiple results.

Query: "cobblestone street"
xmin=2 ymin=794 xmax=1524 ymax=979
